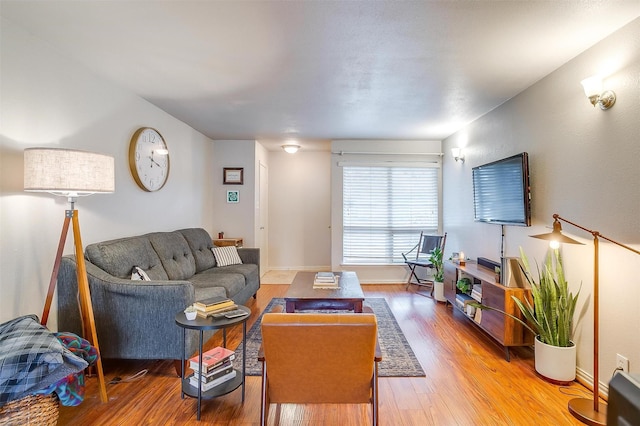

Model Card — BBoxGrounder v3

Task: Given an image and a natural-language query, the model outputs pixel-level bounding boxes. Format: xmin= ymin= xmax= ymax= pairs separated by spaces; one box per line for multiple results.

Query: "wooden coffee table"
xmin=284 ymin=271 xmax=365 ymax=313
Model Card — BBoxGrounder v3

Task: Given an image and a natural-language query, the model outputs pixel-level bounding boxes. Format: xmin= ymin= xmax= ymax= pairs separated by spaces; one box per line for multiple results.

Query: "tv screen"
xmin=472 ymin=152 xmax=531 ymax=226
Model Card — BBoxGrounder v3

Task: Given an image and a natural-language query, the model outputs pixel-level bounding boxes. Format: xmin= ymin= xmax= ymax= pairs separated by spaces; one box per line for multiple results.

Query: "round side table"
xmin=175 ymin=305 xmax=250 ymax=420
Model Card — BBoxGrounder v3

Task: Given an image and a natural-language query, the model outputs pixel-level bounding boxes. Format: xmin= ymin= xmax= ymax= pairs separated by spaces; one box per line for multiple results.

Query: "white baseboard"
xmin=575 ymin=366 xmax=609 ymax=399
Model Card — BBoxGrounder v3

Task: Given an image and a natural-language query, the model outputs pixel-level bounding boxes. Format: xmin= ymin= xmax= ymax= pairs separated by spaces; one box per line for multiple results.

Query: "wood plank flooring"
xmin=58 ymin=283 xmax=591 ymax=425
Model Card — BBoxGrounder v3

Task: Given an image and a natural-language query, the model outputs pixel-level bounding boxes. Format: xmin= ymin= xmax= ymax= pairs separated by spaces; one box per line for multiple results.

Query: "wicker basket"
xmin=0 ymin=394 xmax=59 ymax=425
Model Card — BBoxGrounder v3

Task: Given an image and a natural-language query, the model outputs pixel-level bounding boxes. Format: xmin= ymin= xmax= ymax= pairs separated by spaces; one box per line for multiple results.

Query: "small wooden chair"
xmin=258 ymin=310 xmax=381 ymax=425
xmin=402 ymin=232 xmax=447 ymax=293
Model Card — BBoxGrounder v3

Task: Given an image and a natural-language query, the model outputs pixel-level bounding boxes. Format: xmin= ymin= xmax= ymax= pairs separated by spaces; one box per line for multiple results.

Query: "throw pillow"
xmin=212 ymin=246 xmax=243 ymax=267
xmin=131 ymin=266 xmax=151 ymax=281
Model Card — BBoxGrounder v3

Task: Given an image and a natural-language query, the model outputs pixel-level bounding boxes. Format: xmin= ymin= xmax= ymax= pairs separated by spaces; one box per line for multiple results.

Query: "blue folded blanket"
xmin=0 ymin=315 xmax=89 ymax=407
xmin=34 ymin=331 xmax=99 ymax=406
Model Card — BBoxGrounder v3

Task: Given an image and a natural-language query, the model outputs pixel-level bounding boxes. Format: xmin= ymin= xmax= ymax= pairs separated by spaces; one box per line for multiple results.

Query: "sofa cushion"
xmin=189 ymin=269 xmax=246 ymax=299
xmin=86 ymin=236 xmax=168 ymax=280
xmin=178 ymin=228 xmax=216 ymax=272
xmin=217 ymin=263 xmax=259 ymax=286
xmin=192 ymin=285 xmax=228 ymax=303
xmin=148 ymin=232 xmax=196 ymax=280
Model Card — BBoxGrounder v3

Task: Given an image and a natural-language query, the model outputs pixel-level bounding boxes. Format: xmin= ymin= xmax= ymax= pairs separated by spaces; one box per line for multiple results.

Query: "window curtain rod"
xmin=331 ymin=151 xmax=443 ymax=156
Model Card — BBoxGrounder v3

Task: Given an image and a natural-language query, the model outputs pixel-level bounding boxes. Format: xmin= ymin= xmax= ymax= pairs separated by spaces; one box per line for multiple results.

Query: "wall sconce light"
xmin=451 ymin=147 xmax=465 ymax=163
xmin=282 ymin=144 xmax=300 ymax=154
xmin=580 ymin=75 xmax=616 ymax=110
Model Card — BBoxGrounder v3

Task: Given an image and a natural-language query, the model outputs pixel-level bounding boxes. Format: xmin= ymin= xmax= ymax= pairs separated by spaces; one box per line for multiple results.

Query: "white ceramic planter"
xmin=184 ymin=307 xmax=197 ymax=320
xmin=534 ymin=336 xmax=576 ymax=382
xmin=433 ymin=281 xmax=446 ymax=302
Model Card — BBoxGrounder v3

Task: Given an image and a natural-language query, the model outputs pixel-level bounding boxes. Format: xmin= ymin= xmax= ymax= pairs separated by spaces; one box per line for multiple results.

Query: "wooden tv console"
xmin=443 ymin=261 xmax=533 ymax=361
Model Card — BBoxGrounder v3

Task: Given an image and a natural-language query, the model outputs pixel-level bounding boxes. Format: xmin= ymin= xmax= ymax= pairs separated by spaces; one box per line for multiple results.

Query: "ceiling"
xmin=2 ymin=1 xmax=639 ymax=151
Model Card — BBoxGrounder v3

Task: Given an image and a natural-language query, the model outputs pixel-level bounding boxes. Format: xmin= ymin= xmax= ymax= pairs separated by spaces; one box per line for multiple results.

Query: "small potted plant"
xmin=184 ymin=305 xmax=197 ymax=320
xmin=456 ymin=277 xmax=472 ymax=294
xmin=428 ymin=247 xmax=446 ymax=302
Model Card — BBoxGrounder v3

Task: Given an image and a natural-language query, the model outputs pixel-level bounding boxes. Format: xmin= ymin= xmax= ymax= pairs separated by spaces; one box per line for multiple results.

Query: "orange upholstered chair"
xmin=258 ymin=311 xmax=381 ymax=425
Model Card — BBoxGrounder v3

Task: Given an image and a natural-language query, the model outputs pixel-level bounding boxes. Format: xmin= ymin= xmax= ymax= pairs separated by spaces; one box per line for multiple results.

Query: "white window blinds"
xmin=342 ymin=165 xmax=439 ymax=264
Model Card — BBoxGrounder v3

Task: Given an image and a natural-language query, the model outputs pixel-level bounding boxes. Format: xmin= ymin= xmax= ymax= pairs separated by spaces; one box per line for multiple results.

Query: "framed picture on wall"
xmin=223 ymin=167 xmax=243 ymax=184
xmin=227 ymin=190 xmax=240 ymax=203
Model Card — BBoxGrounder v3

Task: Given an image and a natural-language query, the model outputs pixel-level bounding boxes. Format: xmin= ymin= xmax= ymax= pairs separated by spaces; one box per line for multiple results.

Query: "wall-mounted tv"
xmin=472 ymin=152 xmax=531 ymax=226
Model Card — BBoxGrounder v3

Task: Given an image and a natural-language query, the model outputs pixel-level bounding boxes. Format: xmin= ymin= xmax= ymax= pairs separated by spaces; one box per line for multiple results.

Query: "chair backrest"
xmin=416 ymin=232 xmax=447 ymax=260
xmin=261 ymin=313 xmax=378 ymax=404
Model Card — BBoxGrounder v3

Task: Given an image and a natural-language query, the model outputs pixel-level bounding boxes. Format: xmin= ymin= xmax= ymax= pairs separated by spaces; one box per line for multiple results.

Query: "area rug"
xmin=233 ymin=297 xmax=425 ymax=377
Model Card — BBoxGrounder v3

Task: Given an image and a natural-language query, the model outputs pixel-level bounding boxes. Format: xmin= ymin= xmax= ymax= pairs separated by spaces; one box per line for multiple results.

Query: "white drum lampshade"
xmin=24 ymin=148 xmax=115 ymax=195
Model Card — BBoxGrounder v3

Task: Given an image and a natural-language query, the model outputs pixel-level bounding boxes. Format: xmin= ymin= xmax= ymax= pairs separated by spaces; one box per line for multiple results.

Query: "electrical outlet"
xmin=616 ymin=354 xmax=629 ymax=373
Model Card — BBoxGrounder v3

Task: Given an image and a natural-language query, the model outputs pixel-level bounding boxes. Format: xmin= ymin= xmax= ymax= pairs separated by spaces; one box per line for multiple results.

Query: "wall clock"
xmin=128 ymin=127 xmax=170 ymax=192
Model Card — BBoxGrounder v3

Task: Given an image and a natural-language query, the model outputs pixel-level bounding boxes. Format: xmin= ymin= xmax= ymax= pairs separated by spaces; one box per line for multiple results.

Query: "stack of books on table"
xmin=313 ymin=272 xmax=339 ymax=289
xmin=193 ymin=296 xmax=237 ymax=318
xmin=188 ymin=346 xmax=237 ymax=391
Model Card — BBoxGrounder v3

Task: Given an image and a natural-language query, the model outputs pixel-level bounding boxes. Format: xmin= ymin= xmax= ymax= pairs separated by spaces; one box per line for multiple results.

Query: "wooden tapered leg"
xmin=40 ymin=209 xmax=108 ymax=402
xmin=173 ymin=359 xmax=187 ymax=377
xmin=260 ymin=363 xmax=269 ymax=426
xmin=71 ymin=210 xmax=108 ymax=403
xmin=41 ymin=214 xmax=71 ymax=326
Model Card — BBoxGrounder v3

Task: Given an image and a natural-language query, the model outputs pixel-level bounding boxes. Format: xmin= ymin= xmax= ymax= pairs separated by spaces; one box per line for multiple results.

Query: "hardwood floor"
xmin=58 ymin=283 xmax=589 ymax=425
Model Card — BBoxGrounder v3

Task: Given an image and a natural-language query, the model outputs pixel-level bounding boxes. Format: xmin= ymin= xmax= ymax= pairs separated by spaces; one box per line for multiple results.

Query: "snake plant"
xmin=513 ymin=247 xmax=580 ymax=347
xmin=470 ymin=247 xmax=580 ymax=348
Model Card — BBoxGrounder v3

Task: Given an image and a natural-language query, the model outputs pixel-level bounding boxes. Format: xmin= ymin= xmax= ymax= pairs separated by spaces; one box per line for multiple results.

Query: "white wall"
xmin=0 ymin=18 xmax=215 ymax=328
xmin=268 ymin=150 xmax=332 ymax=270
xmin=211 ymin=140 xmax=257 ymax=246
xmin=443 ymin=18 xmax=640 ymax=393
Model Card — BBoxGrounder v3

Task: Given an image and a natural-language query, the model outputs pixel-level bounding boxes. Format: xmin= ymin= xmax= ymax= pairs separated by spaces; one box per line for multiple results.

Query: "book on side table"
xmin=189 ymin=346 xmax=235 ymax=373
xmin=189 ymin=370 xmax=236 ymax=391
xmin=191 ymin=362 xmax=234 ymax=383
xmin=193 ymin=296 xmax=238 ymax=318
xmin=194 ymin=296 xmax=234 ymax=309
xmin=188 ymin=346 xmax=237 ymax=391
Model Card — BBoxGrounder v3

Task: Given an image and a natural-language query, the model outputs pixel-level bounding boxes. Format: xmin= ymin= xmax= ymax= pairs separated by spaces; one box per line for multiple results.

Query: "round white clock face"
xmin=128 ymin=127 xmax=170 ymax=192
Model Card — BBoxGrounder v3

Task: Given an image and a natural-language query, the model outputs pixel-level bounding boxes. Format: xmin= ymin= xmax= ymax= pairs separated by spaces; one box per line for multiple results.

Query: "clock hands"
xmin=149 ymin=150 xmax=164 ymax=168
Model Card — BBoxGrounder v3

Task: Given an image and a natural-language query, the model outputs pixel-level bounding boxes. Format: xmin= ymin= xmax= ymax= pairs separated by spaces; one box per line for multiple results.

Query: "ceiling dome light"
xmin=282 ymin=144 xmax=300 ymax=154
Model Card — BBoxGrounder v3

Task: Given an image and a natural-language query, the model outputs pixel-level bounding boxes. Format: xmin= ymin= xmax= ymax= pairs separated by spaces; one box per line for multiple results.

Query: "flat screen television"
xmin=472 ymin=152 xmax=531 ymax=226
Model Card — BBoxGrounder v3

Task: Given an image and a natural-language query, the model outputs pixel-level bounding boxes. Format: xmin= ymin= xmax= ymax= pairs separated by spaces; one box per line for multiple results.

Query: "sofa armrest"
xmin=237 ymin=247 xmax=260 ymax=270
xmin=58 ymin=256 xmax=196 ymax=359
xmin=237 ymin=247 xmax=259 ymax=265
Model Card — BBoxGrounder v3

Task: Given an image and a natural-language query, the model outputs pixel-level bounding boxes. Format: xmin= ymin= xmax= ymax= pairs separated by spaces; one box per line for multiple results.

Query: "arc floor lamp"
xmin=24 ymin=147 xmax=114 ymax=403
xmin=531 ymin=213 xmax=640 ymax=425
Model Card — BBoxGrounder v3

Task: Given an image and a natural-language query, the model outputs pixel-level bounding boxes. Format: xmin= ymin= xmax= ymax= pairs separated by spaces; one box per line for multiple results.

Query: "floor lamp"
xmin=531 ymin=213 xmax=640 ymax=426
xmin=24 ymin=147 xmax=115 ymax=403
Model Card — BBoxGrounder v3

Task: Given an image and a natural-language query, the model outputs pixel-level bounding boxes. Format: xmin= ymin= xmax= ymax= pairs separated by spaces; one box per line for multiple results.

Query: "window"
xmin=342 ymin=165 xmax=439 ymax=264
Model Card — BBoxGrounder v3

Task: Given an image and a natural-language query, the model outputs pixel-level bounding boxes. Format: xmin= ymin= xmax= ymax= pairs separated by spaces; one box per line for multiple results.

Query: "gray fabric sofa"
xmin=57 ymin=228 xmax=259 ymax=362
